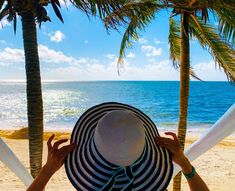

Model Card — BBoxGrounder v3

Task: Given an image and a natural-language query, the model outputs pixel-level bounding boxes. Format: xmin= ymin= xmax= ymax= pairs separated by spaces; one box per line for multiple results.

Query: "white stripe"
xmin=157 ymin=149 xmax=172 ymax=190
xmin=66 ymin=102 xmax=172 ymax=190
xmin=146 ymin=147 xmax=168 ymax=191
xmin=134 ymin=138 xmax=161 ymax=190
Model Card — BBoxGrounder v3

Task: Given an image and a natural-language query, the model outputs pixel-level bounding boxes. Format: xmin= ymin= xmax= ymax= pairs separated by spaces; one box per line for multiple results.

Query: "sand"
xmin=0 ymin=129 xmax=235 ymax=191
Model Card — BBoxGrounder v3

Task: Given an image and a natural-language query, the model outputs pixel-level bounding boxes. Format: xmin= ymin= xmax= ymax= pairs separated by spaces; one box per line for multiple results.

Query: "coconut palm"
xmin=0 ymin=0 xmax=123 ymax=178
xmin=104 ymin=0 xmax=235 ymax=190
xmin=0 ymin=0 xmax=63 ymax=178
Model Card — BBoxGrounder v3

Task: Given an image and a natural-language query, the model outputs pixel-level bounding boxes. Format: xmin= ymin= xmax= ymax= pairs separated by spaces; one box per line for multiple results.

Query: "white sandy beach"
xmin=0 ymin=131 xmax=235 ymax=191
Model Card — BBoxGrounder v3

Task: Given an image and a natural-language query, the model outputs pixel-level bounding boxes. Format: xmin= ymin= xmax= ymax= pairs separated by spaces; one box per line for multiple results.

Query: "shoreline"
xmin=1 ymin=127 xmax=235 ymax=147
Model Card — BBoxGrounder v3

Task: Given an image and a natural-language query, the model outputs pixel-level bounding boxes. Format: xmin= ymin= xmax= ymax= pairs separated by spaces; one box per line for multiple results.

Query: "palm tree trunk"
xmin=21 ymin=12 xmax=43 ymax=178
xmin=173 ymin=12 xmax=190 ymax=191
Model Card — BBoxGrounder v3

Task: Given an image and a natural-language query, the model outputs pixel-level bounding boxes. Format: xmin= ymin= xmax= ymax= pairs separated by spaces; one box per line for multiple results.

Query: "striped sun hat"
xmin=65 ymin=102 xmax=173 ymax=191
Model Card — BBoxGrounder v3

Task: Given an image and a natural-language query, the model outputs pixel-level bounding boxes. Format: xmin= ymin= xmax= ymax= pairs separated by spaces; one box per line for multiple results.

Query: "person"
xmin=27 ymin=103 xmax=209 ymax=191
xmin=27 ymin=132 xmax=209 ymax=191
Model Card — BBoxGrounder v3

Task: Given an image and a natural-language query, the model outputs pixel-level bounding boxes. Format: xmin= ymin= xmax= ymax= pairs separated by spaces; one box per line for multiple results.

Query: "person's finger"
xmin=155 ymin=138 xmax=169 ymax=146
xmin=58 ymin=144 xmax=76 ymax=157
xmin=164 ymin=144 xmax=175 ymax=152
xmin=158 ymin=141 xmax=171 ymax=150
xmin=156 ymin=139 xmax=176 ymax=154
xmin=53 ymin=139 xmax=68 ymax=150
xmin=47 ymin=134 xmax=55 ymax=151
xmin=155 ymin=136 xmax=172 ymax=146
xmin=165 ymin=132 xmax=178 ymax=140
xmin=155 ymin=136 xmax=173 ymax=143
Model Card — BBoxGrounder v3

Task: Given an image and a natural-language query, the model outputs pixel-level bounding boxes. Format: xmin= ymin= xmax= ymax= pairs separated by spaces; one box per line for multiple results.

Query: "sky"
xmin=0 ymin=1 xmax=228 ymax=81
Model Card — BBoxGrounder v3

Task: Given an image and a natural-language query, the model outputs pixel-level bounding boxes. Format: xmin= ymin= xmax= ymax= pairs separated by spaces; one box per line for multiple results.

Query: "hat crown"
xmin=94 ymin=110 xmax=145 ymax=166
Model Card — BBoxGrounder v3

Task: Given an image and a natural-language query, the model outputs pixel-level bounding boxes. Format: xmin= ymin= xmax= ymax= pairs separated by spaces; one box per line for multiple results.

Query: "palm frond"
xmin=51 ymin=0 xmax=63 ymax=23
xmin=168 ymin=16 xmax=202 ymax=80
xmin=213 ymin=7 xmax=235 ymax=45
xmin=69 ymin=0 xmax=123 ymax=18
xmin=0 ymin=1 xmax=10 ymax=20
xmin=103 ymin=1 xmax=160 ymax=69
xmin=0 ymin=0 xmax=5 ymax=11
xmin=189 ymin=15 xmax=235 ymax=81
xmin=169 ymin=16 xmax=180 ymax=68
xmin=211 ymin=0 xmax=235 ymax=10
xmin=190 ymin=66 xmax=203 ymax=81
xmin=0 ymin=0 xmax=18 ymax=34
xmin=103 ymin=0 xmax=160 ymax=28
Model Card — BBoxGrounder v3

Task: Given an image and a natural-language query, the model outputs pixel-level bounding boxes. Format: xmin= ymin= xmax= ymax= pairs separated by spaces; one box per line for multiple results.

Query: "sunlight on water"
xmin=0 ymin=81 xmax=234 ymax=130
xmin=43 ymin=89 xmax=88 ymax=129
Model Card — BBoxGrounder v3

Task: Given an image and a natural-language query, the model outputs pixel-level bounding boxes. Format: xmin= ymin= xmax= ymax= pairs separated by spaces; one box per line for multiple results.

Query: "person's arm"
xmin=155 ymin=132 xmax=209 ymax=191
xmin=26 ymin=134 xmax=76 ymax=191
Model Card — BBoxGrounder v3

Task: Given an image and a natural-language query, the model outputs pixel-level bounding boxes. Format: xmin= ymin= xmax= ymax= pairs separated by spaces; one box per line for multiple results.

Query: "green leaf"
xmin=215 ymin=7 xmax=235 ymax=45
xmin=52 ymin=0 xmax=61 ymax=8
xmin=190 ymin=67 xmax=203 ymax=81
xmin=51 ymin=1 xmax=63 ymax=23
xmin=13 ymin=13 xmax=16 ymax=34
xmin=104 ymin=1 xmax=160 ymax=68
xmin=189 ymin=15 xmax=235 ymax=81
xmin=0 ymin=9 xmax=8 ymax=20
xmin=0 ymin=2 xmax=9 ymax=20
xmin=0 ymin=0 xmax=5 ymax=10
xmin=168 ymin=17 xmax=180 ymax=68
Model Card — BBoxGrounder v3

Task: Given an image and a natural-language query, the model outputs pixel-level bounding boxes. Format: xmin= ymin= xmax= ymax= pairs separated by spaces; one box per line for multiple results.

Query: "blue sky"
xmin=0 ymin=1 xmax=228 ymax=81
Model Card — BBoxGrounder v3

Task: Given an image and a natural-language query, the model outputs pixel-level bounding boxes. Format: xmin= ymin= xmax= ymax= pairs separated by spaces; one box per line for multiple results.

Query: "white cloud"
xmin=59 ymin=0 xmax=72 ymax=7
xmin=126 ymin=52 xmax=135 ymax=58
xmin=0 ymin=19 xmax=11 ymax=29
xmin=148 ymin=58 xmax=156 ymax=63
xmin=138 ymin=37 xmax=147 ymax=44
xmin=38 ymin=45 xmax=74 ymax=63
xmin=42 ymin=59 xmax=180 ymax=81
xmin=153 ymin=38 xmax=167 ymax=44
xmin=106 ymin=54 xmax=116 ymax=59
xmin=0 ymin=45 xmax=94 ymax=66
xmin=193 ymin=61 xmax=227 ymax=81
xmin=0 ymin=47 xmax=24 ymax=66
xmin=153 ymin=38 xmax=161 ymax=44
xmin=141 ymin=45 xmax=162 ymax=57
xmin=49 ymin=30 xmax=65 ymax=42
xmin=0 ymin=40 xmax=6 ymax=44
xmin=0 ymin=45 xmax=227 ymax=81
xmin=38 ymin=45 xmax=99 ymax=65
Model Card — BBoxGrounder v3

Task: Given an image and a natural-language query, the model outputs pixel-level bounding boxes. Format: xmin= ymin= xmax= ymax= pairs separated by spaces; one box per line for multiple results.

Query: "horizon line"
xmin=0 ymin=79 xmax=230 ymax=83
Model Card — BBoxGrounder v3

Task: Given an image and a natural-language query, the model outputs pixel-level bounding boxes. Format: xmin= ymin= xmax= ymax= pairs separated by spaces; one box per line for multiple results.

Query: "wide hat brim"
xmin=65 ymin=102 xmax=173 ymax=191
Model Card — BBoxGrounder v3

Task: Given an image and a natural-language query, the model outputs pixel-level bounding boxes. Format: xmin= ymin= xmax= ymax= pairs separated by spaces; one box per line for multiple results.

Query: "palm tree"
xmin=169 ymin=2 xmax=235 ymax=189
xmin=104 ymin=1 xmax=235 ymax=190
xmin=0 ymin=0 xmax=64 ymax=178
xmin=0 ymin=0 xmax=123 ymax=178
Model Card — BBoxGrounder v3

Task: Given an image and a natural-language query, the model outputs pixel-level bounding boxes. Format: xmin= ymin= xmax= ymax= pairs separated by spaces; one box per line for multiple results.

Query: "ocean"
xmin=0 ymin=81 xmax=234 ymax=131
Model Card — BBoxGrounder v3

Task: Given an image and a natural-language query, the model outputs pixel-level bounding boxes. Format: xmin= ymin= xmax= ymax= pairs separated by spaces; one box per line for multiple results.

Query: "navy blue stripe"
xmin=137 ymin=139 xmax=166 ymax=190
xmin=133 ymin=135 xmax=157 ymax=188
xmin=65 ymin=102 xmax=172 ymax=191
xmin=86 ymin=135 xmax=114 ymax=176
xmin=77 ymin=131 xmax=109 ymax=187
xmin=75 ymin=107 xmax=119 ymax=168
xmin=66 ymin=148 xmax=97 ymax=190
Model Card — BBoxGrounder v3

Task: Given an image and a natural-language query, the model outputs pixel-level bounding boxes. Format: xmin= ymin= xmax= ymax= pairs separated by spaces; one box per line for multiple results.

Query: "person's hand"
xmin=155 ymin=132 xmax=187 ymax=167
xmin=45 ymin=134 xmax=76 ymax=175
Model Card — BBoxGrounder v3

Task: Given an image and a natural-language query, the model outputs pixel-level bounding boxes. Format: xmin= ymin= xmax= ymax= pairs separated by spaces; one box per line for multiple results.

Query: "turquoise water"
xmin=0 ymin=81 xmax=234 ymax=130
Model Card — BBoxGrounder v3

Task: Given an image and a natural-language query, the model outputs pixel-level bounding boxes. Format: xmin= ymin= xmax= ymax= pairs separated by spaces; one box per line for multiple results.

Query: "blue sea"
xmin=0 ymin=81 xmax=234 ymax=131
